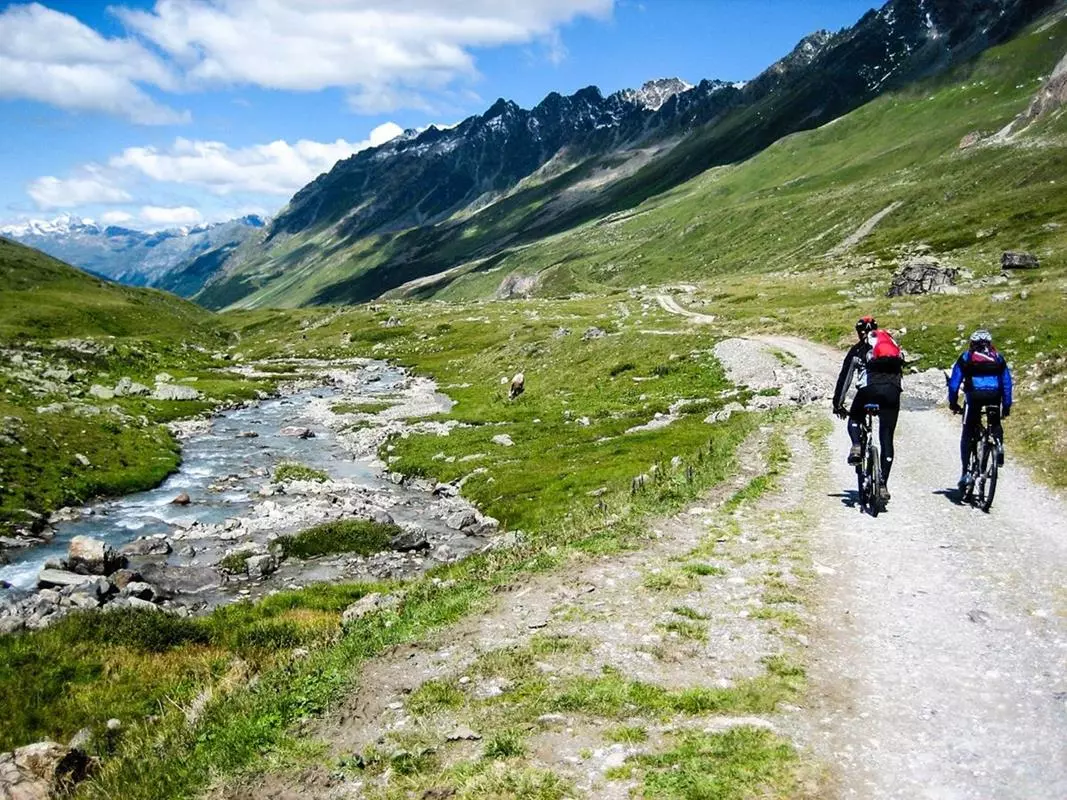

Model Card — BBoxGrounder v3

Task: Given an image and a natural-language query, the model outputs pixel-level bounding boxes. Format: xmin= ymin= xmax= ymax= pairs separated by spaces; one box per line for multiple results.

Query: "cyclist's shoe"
xmin=997 ymin=443 xmax=1005 ymax=467
xmin=847 ymin=445 xmax=862 ymax=465
xmin=957 ymin=472 xmax=973 ymax=492
xmin=878 ymin=483 xmax=891 ymax=504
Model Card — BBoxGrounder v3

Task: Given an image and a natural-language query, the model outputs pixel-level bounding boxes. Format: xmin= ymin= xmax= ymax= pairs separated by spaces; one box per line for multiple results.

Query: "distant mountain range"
xmin=0 ymin=214 xmax=267 ymax=296
xmin=3 ymin=0 xmax=1057 ymax=309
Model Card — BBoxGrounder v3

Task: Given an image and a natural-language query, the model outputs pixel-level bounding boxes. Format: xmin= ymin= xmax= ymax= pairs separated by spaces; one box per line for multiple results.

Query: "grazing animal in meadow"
xmin=509 ymin=372 xmax=525 ymax=400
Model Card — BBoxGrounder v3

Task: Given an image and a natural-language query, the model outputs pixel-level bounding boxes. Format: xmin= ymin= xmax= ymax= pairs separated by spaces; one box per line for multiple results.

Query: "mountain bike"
xmin=959 ymin=404 xmax=1001 ymax=512
xmin=856 ymin=403 xmax=886 ymax=517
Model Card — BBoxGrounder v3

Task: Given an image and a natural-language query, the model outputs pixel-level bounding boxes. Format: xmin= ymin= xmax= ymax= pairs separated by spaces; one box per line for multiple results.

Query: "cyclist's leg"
xmin=846 ymin=391 xmax=867 ymax=464
xmin=876 ymin=389 xmax=900 ymax=483
xmin=960 ymin=400 xmax=979 ymax=471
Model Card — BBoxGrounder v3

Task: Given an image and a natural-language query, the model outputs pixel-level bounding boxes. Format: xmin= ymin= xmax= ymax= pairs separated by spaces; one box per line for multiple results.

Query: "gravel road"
xmin=753 ymin=336 xmax=1067 ymax=799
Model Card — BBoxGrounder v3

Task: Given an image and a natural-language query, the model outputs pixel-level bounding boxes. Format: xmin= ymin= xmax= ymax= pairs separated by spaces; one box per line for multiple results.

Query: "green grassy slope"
xmin=0 ymin=237 xmax=213 ymax=341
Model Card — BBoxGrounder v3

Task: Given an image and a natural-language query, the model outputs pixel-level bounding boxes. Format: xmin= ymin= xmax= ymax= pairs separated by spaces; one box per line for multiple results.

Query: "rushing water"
xmin=0 ymin=368 xmax=404 ymax=591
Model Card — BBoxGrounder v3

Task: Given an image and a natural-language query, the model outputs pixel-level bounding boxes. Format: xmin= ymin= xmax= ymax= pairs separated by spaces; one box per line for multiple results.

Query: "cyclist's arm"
xmin=833 ymin=348 xmax=857 ymax=409
xmin=948 ymin=356 xmax=965 ymax=406
xmin=1002 ymin=361 xmax=1014 ymax=410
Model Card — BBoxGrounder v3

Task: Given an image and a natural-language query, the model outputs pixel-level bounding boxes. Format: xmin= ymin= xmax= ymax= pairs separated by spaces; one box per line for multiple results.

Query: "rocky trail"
xmin=768 ymin=335 xmax=1067 ymax=799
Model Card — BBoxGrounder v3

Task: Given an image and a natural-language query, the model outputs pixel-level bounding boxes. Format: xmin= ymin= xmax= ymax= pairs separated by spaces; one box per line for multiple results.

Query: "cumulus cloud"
xmin=27 ymin=174 xmax=133 ymax=210
xmin=139 ymin=205 xmax=203 ymax=227
xmin=117 ymin=0 xmax=613 ymax=111
xmin=100 ymin=211 xmax=135 ymax=225
xmin=109 ymin=122 xmax=405 ymax=195
xmin=0 ymin=3 xmax=188 ymax=124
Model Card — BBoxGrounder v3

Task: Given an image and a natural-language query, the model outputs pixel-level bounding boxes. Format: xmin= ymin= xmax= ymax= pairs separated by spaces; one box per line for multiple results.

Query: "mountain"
xmin=189 ymin=0 xmax=1057 ymax=309
xmin=0 ymin=214 xmax=266 ymax=296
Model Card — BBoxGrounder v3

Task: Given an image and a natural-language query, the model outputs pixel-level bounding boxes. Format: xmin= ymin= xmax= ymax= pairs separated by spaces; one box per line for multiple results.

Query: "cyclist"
xmin=948 ymin=329 xmax=1013 ymax=491
xmin=833 ymin=316 xmax=905 ymax=502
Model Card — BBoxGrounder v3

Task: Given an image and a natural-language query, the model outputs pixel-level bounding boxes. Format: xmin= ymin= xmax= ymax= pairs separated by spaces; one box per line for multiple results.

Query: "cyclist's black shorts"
xmin=848 ymin=385 xmax=901 ymax=421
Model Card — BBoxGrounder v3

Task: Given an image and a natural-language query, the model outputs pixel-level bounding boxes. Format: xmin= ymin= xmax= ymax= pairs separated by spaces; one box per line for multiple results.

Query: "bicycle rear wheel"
xmin=867 ymin=445 xmax=882 ymax=517
xmin=979 ymin=440 xmax=998 ymax=512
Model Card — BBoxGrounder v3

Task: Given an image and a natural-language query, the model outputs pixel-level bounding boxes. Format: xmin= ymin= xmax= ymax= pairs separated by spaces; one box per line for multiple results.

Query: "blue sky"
xmin=0 ymin=0 xmax=876 ymax=231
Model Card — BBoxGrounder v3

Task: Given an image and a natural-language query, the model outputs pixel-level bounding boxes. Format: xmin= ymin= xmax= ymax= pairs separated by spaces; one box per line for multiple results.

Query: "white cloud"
xmin=27 ymin=174 xmax=133 ymax=210
xmin=118 ymin=0 xmax=613 ymax=112
xmin=100 ymin=211 xmax=135 ymax=225
xmin=0 ymin=3 xmax=188 ymax=125
xmin=109 ymin=122 xmax=405 ymax=195
xmin=139 ymin=205 xmax=203 ymax=227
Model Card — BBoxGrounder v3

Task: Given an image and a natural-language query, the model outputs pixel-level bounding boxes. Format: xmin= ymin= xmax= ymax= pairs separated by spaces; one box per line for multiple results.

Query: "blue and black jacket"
xmin=948 ymin=349 xmax=1013 ymax=409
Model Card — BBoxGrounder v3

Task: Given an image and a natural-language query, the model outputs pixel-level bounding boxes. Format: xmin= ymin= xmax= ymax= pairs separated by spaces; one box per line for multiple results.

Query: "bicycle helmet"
xmin=969 ymin=329 xmax=993 ymax=351
xmin=855 ymin=316 xmax=878 ymax=334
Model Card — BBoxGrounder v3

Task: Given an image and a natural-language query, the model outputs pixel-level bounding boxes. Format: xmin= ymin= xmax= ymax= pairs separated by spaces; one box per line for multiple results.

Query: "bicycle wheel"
xmin=867 ymin=445 xmax=882 ymax=517
xmin=979 ymin=439 xmax=998 ymax=512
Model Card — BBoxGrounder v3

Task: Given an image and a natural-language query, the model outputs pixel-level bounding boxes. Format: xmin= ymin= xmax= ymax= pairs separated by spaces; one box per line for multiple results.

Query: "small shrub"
xmin=275 ymin=519 xmax=399 ymax=559
xmin=683 ymin=562 xmax=725 ymax=577
xmin=218 ymin=551 xmax=253 ymax=574
xmin=484 ymin=730 xmax=526 ymax=759
xmin=609 ymin=362 xmax=636 ymax=377
xmin=274 ymin=462 xmax=328 ymax=483
xmin=604 ymin=725 xmax=648 ymax=744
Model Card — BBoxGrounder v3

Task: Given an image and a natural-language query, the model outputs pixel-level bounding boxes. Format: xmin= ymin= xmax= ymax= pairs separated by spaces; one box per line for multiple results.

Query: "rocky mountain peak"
xmin=618 ymin=78 xmax=695 ymax=111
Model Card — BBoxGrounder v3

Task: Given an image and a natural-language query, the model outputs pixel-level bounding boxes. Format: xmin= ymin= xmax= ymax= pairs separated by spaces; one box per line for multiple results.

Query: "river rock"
xmin=1001 ymin=251 xmax=1039 ymax=270
xmin=446 ymin=511 xmax=478 ymax=531
xmin=66 ymin=536 xmax=124 ymax=575
xmin=121 ymin=582 xmax=156 ymax=601
xmin=37 ymin=569 xmax=96 ymax=589
xmin=152 ymin=383 xmax=201 ymax=401
xmin=390 ymin=530 xmax=430 ymax=552
xmin=245 ymin=554 xmax=278 ymax=579
xmin=369 ymin=508 xmax=395 ymax=525
xmin=0 ymin=741 xmax=93 ymax=800
xmin=171 ymin=492 xmax=191 ymax=506
xmin=108 ymin=569 xmax=141 ymax=590
xmin=280 ymin=426 xmax=315 ymax=439
xmin=464 ymin=515 xmax=500 ymax=536
xmin=120 ymin=537 xmax=173 ymax=557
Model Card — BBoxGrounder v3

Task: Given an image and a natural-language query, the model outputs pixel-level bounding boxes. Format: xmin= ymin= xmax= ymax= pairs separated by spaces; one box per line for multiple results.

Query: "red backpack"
xmin=867 ymin=329 xmax=902 ymax=362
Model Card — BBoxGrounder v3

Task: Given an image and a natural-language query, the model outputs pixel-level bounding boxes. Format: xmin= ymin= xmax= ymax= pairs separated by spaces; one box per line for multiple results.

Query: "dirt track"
xmin=764 ymin=335 xmax=1067 ymax=799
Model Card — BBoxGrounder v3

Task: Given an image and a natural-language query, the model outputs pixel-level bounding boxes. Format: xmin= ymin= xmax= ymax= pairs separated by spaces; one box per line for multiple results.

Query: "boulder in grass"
xmin=1001 ymin=251 xmax=1039 ymax=270
xmin=887 ymin=261 xmax=958 ymax=296
xmin=152 ymin=383 xmax=201 ymax=401
xmin=0 ymin=741 xmax=94 ymax=800
xmin=66 ymin=536 xmax=125 ymax=576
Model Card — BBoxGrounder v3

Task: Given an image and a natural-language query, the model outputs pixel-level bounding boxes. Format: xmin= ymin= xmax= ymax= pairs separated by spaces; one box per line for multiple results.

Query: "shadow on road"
xmin=829 ymin=490 xmax=859 ymax=509
xmin=933 ymin=488 xmax=964 ymax=506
